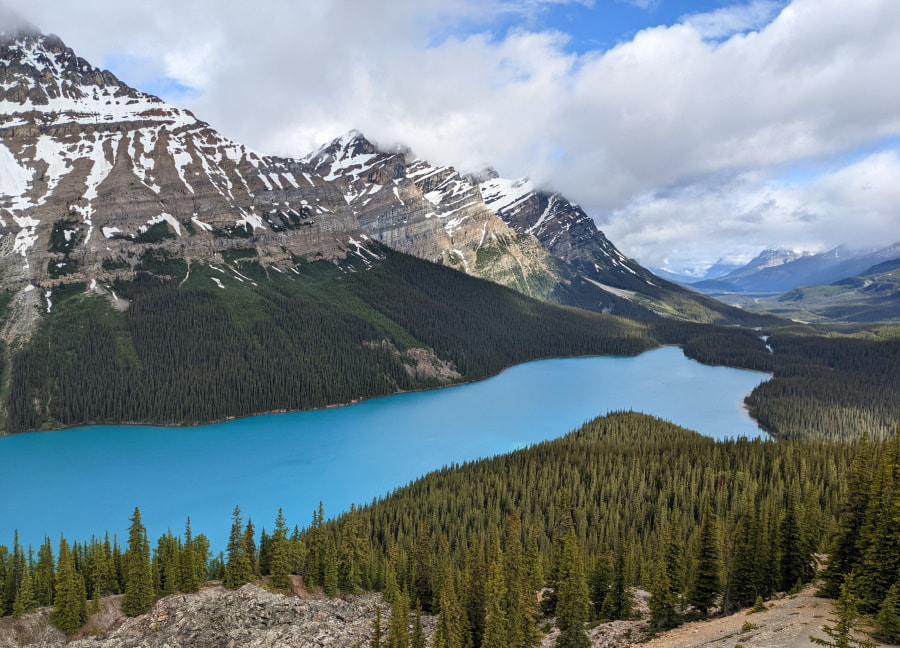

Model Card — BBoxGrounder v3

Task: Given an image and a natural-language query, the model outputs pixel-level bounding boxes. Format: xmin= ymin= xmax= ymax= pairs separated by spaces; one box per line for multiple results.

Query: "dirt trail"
xmin=643 ymin=583 xmax=891 ymax=648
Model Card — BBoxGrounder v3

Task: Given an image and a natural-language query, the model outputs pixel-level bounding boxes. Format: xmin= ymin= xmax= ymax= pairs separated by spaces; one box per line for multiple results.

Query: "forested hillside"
xmin=4 ymin=413 xmax=896 ymax=645
xmin=2 ymin=244 xmax=897 ymax=441
xmin=0 ymin=246 xmax=655 ymax=434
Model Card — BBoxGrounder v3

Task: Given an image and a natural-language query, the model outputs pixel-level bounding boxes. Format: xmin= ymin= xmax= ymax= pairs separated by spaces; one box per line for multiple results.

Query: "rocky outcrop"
xmin=22 ymin=585 xmax=427 ymax=648
xmin=303 ymin=131 xmax=565 ymax=300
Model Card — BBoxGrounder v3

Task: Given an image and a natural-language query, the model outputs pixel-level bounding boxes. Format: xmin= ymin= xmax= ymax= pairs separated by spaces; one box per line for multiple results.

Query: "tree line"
xmin=3 ymin=413 xmax=895 ymax=646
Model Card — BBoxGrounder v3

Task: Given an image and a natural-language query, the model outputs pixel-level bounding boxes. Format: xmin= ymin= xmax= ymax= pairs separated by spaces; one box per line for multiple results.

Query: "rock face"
xmin=25 ymin=585 xmax=421 ymax=648
xmin=2 ymin=22 xmax=739 ymax=340
xmin=479 ymin=175 xmax=660 ymax=292
xmin=0 ymin=25 xmax=360 ymax=298
xmin=303 ymin=130 xmax=565 ymax=300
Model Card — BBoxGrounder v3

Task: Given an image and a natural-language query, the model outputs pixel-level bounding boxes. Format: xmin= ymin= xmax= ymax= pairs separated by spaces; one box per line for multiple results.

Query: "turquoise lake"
xmin=0 ymin=346 xmax=769 ymax=551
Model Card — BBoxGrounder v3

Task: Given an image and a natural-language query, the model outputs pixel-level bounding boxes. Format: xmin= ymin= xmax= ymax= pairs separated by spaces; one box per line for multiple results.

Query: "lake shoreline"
xmin=4 ymin=343 xmax=773 ymax=438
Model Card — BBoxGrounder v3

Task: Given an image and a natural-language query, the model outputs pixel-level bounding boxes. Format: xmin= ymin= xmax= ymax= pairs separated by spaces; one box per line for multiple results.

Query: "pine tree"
xmin=34 ymin=537 xmax=55 ymax=606
xmin=178 ymin=518 xmax=200 ymax=593
xmin=122 ymin=508 xmax=155 ymax=616
xmin=874 ymin=582 xmax=900 ymax=644
xmin=411 ymin=609 xmax=425 ymax=648
xmin=432 ymin=575 xmax=466 ymax=648
xmin=688 ymin=507 xmax=722 ymax=617
xmin=778 ymin=501 xmax=812 ymax=592
xmin=371 ymin=605 xmax=385 ymax=648
xmin=270 ymin=509 xmax=292 ymax=590
xmin=648 ymin=555 xmax=680 ymax=629
xmin=387 ymin=589 xmax=410 ymax=648
xmin=12 ymin=570 xmax=37 ymax=618
xmin=555 ymin=528 xmax=590 ymax=648
xmin=810 ymin=574 xmax=876 ymax=648
xmin=50 ymin=538 xmax=87 ymax=634
xmin=481 ymin=533 xmax=509 ymax=648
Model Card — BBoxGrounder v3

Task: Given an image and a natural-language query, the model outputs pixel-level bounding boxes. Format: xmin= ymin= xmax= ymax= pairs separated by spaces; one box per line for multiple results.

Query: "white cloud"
xmin=605 ymin=150 xmax=900 ymax=271
xmin=3 ymin=0 xmax=899 ymax=269
xmin=682 ymin=0 xmax=785 ymax=39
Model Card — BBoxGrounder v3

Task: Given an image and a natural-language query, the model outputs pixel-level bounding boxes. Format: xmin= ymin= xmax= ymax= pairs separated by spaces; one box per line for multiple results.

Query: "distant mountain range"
xmin=715 ymin=256 xmax=900 ymax=324
xmin=666 ymin=245 xmax=898 ymax=295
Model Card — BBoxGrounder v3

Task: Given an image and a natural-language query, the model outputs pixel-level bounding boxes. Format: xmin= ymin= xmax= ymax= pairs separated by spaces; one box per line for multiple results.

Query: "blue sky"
xmin=475 ymin=0 xmax=783 ymax=53
xmin=5 ymin=0 xmax=899 ymax=272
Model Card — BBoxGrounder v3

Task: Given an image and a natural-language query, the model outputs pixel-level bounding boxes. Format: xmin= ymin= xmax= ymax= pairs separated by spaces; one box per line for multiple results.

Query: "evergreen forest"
xmin=2 ymin=413 xmax=898 ymax=645
xmin=0 ymin=244 xmax=897 ymax=441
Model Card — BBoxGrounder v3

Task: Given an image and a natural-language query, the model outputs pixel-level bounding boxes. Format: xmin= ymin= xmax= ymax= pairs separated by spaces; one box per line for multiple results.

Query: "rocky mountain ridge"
xmin=1 ymin=23 xmax=761 ymax=340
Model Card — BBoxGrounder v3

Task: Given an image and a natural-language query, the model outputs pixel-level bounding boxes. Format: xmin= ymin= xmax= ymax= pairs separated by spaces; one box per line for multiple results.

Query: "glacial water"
xmin=0 ymin=346 xmax=769 ymax=551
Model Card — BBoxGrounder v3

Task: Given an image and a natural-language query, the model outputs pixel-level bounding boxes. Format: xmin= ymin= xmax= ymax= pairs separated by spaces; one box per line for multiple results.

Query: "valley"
xmin=1 ymin=11 xmax=899 ymax=648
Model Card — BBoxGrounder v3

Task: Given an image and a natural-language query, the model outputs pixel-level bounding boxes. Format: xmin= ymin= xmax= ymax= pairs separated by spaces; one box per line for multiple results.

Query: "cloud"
xmin=682 ymin=0 xmax=785 ymax=39
xmin=605 ymin=150 xmax=900 ymax=271
xmin=3 ymin=0 xmax=899 ymax=269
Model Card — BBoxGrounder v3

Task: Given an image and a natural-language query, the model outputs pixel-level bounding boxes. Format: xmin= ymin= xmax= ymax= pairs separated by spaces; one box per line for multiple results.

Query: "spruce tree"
xmin=50 ymin=538 xmax=87 ymax=634
xmin=340 ymin=505 xmax=367 ymax=594
xmin=688 ymin=507 xmax=722 ymax=617
xmin=433 ymin=575 xmax=466 ymax=648
xmin=503 ymin=513 xmax=540 ymax=648
xmin=122 ymin=508 xmax=155 ymax=616
xmin=822 ymin=440 xmax=875 ymax=597
xmin=411 ymin=609 xmax=425 ymax=648
xmin=855 ymin=436 xmax=899 ymax=612
xmin=178 ymin=518 xmax=200 ymax=593
xmin=482 ymin=533 xmax=509 ymax=648
xmin=555 ymin=528 xmax=590 ymax=648
xmin=810 ymin=574 xmax=876 ymax=648
xmin=778 ymin=501 xmax=812 ymax=592
xmin=387 ymin=589 xmax=410 ymax=648
xmin=323 ymin=536 xmax=339 ymax=597
xmin=588 ymin=554 xmax=612 ymax=618
xmin=462 ymin=543 xmax=486 ymax=648
xmin=874 ymin=581 xmax=900 ymax=644
xmin=12 ymin=570 xmax=37 ymax=618
xmin=34 ymin=537 xmax=55 ymax=606
xmin=648 ymin=555 xmax=680 ymax=629
xmin=225 ymin=507 xmax=255 ymax=589
xmin=270 ymin=509 xmax=292 ymax=590
xmin=371 ymin=605 xmax=384 ymax=648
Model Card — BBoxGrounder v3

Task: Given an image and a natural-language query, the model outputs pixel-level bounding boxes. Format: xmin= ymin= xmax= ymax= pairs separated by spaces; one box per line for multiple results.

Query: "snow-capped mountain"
xmin=0 ymin=25 xmax=360 ymax=289
xmin=0 ymin=23 xmax=753 ymax=335
xmin=692 ymin=245 xmax=900 ymax=294
xmin=302 ymin=130 xmax=564 ymax=299
xmin=478 ymin=173 xmax=658 ymax=293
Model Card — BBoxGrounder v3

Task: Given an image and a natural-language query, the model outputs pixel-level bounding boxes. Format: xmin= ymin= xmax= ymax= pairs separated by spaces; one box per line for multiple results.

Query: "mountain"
xmin=691 ymin=245 xmax=900 ymax=294
xmin=0 ymin=24 xmax=787 ymax=432
xmin=720 ymin=257 xmax=900 ymax=324
xmin=1 ymin=24 xmax=766 ymax=339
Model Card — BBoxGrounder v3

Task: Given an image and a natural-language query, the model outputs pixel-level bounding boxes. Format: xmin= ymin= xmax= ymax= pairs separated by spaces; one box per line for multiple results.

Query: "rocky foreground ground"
xmin=0 ymin=582 xmax=892 ymax=648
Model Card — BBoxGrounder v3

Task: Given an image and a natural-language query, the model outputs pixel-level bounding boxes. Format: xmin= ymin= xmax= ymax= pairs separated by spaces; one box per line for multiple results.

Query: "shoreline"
xmin=1 ymin=343 xmax=774 ymax=439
